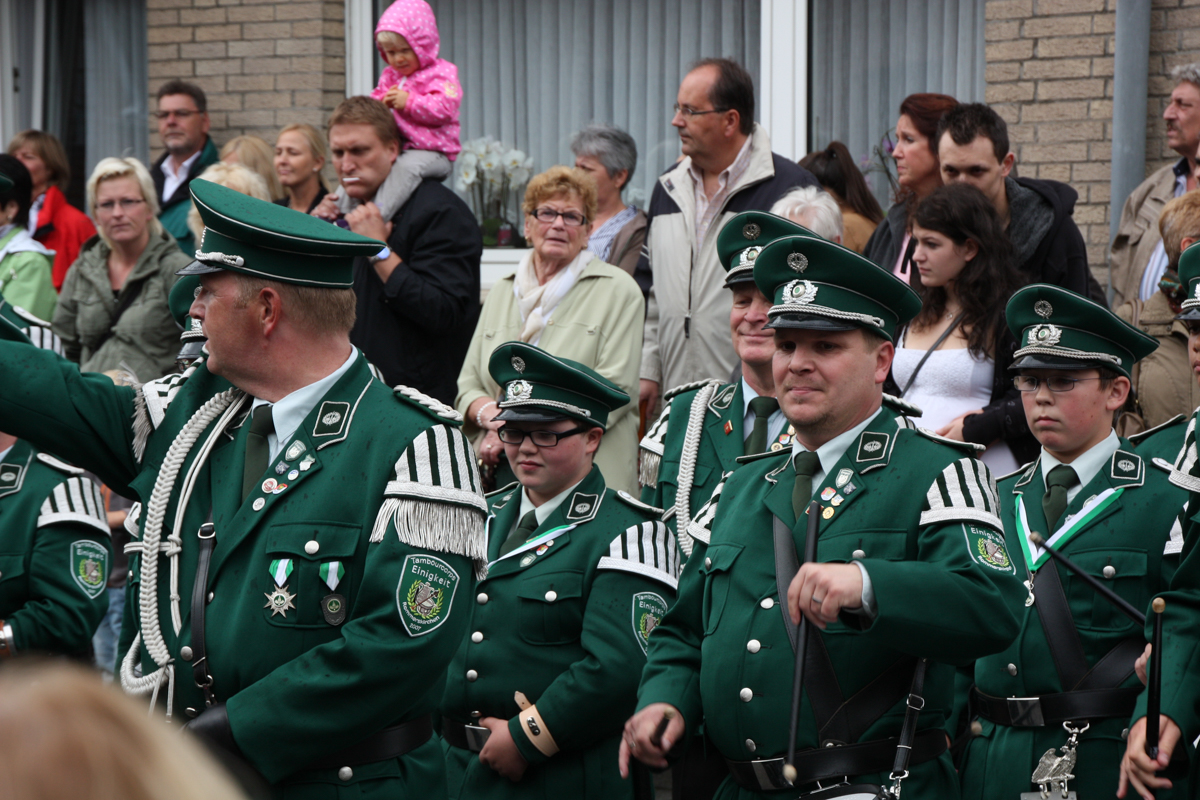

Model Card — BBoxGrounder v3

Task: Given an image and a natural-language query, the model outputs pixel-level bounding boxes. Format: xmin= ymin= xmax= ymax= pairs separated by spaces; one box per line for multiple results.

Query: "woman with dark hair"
xmin=863 ymin=92 xmax=958 ymax=278
xmin=0 ymin=155 xmax=56 ymax=320
xmin=799 ymin=141 xmax=883 ymax=253
xmin=889 ymin=182 xmax=1035 ymax=469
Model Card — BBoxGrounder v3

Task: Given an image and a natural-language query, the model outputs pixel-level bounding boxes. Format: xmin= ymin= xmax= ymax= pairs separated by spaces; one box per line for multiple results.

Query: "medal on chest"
xmin=318 ymin=561 xmax=347 ymax=625
xmin=265 ymin=558 xmax=296 ymax=617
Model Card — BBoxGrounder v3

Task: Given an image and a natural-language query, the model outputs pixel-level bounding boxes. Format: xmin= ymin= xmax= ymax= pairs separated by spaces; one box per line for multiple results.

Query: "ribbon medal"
xmin=319 ymin=561 xmax=344 ymax=592
xmin=265 ymin=558 xmax=296 ymax=617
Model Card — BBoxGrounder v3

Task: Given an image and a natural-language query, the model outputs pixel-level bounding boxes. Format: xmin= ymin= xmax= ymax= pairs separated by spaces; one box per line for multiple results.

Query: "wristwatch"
xmin=368 ymin=246 xmax=392 ymax=264
xmin=0 ymin=621 xmax=15 ymax=659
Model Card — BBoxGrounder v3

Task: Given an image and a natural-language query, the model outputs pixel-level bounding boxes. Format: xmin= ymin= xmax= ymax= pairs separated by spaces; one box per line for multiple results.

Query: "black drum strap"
xmin=191 ymin=521 xmax=217 ymax=706
xmin=1032 ymin=561 xmax=1092 ymax=689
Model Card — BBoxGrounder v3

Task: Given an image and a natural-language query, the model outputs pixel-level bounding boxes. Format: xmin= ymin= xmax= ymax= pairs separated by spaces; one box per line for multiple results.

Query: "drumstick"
xmin=1146 ymin=597 xmax=1165 ymax=760
xmin=784 ymin=500 xmax=822 ymax=785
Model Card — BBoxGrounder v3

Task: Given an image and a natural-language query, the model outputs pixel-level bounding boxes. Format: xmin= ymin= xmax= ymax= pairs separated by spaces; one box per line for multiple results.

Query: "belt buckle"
xmin=464 ymin=724 xmax=491 ymax=752
xmin=1006 ymin=696 xmax=1045 ymax=727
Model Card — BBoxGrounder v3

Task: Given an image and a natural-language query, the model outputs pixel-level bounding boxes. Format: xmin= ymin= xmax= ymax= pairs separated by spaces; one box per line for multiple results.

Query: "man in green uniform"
xmin=959 ymin=284 xmax=1186 ymax=800
xmin=1120 ymin=243 xmax=1200 ymax=800
xmin=0 ymin=300 xmax=111 ymax=659
xmin=440 ymin=341 xmax=677 ymax=799
xmin=621 ymin=234 xmax=1026 ymax=798
xmin=0 ymin=181 xmax=487 ymax=798
xmin=639 ymin=212 xmax=810 ymax=550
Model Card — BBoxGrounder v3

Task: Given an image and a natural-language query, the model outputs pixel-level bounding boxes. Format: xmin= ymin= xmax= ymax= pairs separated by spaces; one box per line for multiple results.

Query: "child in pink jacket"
xmin=364 ymin=0 xmax=461 ymax=217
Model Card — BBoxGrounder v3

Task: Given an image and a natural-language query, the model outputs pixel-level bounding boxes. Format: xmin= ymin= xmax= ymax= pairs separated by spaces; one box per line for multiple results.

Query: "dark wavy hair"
xmin=895 ymin=92 xmax=958 ymax=204
xmin=909 ymin=183 xmax=1022 ymax=359
xmin=799 ymin=141 xmax=884 ymax=224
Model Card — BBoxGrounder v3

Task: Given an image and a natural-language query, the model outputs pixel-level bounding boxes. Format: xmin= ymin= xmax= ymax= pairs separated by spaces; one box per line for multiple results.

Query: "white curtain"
xmin=808 ymin=0 xmax=985 ymax=204
xmin=84 ymin=0 xmax=148 ymax=176
xmin=378 ymin=0 xmax=761 ymax=207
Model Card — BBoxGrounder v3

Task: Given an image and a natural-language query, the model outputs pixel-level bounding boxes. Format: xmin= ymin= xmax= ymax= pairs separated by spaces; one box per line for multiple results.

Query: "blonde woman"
xmin=456 ymin=166 xmax=644 ymax=493
xmin=274 ymin=123 xmax=330 ymax=214
xmin=219 ymin=135 xmax=284 ymax=202
xmin=185 ymin=163 xmax=271 ymax=246
xmin=0 ymin=662 xmax=249 ymax=800
xmin=52 ymin=157 xmax=191 ymax=382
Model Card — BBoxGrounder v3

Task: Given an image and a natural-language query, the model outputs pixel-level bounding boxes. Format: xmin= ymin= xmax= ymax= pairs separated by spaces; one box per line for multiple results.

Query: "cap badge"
xmin=787 ymin=252 xmax=809 ymax=273
xmin=738 ymin=246 xmax=762 ymax=267
xmin=1028 ymin=324 xmax=1062 ymax=347
xmin=506 ymin=380 xmax=533 ymax=402
xmin=193 ymin=286 xmax=202 ymax=298
xmin=782 ymin=279 xmax=818 ymax=306
xmin=743 ymin=223 xmax=761 ymax=240
xmin=1034 ymin=300 xmax=1053 ymax=319
xmin=511 ymin=356 xmax=526 ymax=373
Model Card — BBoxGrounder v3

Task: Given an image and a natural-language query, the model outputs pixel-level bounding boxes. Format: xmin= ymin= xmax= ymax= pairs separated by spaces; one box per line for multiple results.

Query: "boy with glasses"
xmin=440 ymin=341 xmax=678 ymax=800
xmin=959 ymin=284 xmax=1187 ymax=800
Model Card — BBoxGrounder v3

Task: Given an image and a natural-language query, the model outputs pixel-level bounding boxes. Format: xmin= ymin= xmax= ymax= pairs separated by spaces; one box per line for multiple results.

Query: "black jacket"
xmin=863 ymin=200 xmax=909 ymax=275
xmin=1010 ymin=176 xmax=1105 ymax=306
xmin=350 ymin=179 xmax=482 ymax=404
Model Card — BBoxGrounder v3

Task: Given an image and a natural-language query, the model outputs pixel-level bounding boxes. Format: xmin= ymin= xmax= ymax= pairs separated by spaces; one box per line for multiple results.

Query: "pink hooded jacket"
xmin=370 ymin=0 xmax=462 ymax=159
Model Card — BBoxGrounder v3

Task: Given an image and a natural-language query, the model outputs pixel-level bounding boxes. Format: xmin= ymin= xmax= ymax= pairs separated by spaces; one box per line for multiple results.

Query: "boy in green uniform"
xmin=622 ymin=234 xmax=1026 ymax=799
xmin=0 ymin=300 xmax=111 ymax=658
xmin=0 ymin=182 xmax=487 ymax=798
xmin=959 ymin=284 xmax=1186 ymax=800
xmin=639 ymin=211 xmax=811 ymax=549
xmin=440 ymin=341 xmax=677 ymax=799
xmin=1120 ymin=243 xmax=1200 ymax=800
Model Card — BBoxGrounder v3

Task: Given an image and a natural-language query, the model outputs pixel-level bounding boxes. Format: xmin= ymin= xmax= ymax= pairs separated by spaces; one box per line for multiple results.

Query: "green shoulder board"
xmin=882 ymin=393 xmax=924 ymax=418
xmin=910 ymin=426 xmax=986 ymax=453
xmin=1129 ymin=414 xmax=1187 ymax=445
xmin=662 ymin=378 xmax=721 ymax=403
xmin=615 ymin=489 xmax=664 ymax=517
xmin=735 ymin=447 xmax=791 ymax=465
xmin=35 ymin=452 xmax=85 ymax=476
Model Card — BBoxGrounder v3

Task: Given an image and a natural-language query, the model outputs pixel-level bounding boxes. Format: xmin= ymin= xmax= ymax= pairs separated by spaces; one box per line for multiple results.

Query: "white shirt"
xmin=161 ymin=149 xmax=203 ymax=204
xmin=0 ymin=445 xmax=12 ymax=464
xmin=689 ymin=135 xmax=753 ymax=251
xmin=1039 ymin=430 xmax=1120 ymax=505
xmin=517 ymin=476 xmax=587 ymax=528
xmin=1138 ymin=158 xmax=1190 ymax=301
xmin=741 ymin=378 xmax=785 ymax=446
xmin=249 ymin=348 xmax=358 ymax=462
xmin=789 ymin=406 xmax=884 ymax=616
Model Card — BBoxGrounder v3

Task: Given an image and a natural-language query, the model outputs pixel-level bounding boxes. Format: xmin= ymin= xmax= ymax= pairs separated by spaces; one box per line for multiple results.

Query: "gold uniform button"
xmin=746 ymin=640 xmax=761 ymax=653
xmin=466 ymin=669 xmax=478 ymax=682
xmin=739 ymin=688 xmax=753 ymax=702
xmin=760 ymin=597 xmax=775 ymax=609
xmin=471 ymin=631 xmax=484 ymax=643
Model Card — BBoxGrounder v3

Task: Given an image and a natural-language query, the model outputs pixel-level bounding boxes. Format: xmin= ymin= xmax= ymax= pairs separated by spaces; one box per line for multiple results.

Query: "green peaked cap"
xmin=752 ymin=234 xmax=921 ymax=341
xmin=1006 ymin=284 xmax=1157 ymax=378
xmin=488 ymin=341 xmax=630 ymax=430
xmin=717 ymin=211 xmax=816 ymax=287
xmin=1175 ymin=243 xmax=1200 ymax=321
xmin=178 ymin=180 xmax=385 ymax=288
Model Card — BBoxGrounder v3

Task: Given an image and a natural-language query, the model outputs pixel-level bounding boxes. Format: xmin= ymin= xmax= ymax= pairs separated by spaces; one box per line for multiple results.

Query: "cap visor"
xmin=765 ymin=313 xmax=859 ymax=332
xmin=1176 ymin=307 xmax=1200 ymax=321
xmin=1009 ymin=353 xmax=1110 ymax=371
xmin=176 ymin=260 xmax=225 ymax=276
xmin=493 ymin=407 xmax=572 ymax=424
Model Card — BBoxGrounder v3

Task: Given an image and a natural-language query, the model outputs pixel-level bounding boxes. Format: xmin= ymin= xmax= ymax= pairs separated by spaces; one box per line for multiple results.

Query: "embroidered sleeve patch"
xmin=396 ymin=554 xmax=460 ymax=637
xmin=920 ymin=458 xmax=1003 ymax=531
xmin=962 ymin=524 xmax=1015 ymax=574
xmin=70 ymin=540 xmax=109 ymax=599
xmin=632 ymin=591 xmax=668 ymax=654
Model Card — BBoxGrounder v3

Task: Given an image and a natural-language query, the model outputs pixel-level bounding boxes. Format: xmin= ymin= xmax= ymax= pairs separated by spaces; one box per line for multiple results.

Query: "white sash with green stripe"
xmin=1015 ymin=487 xmax=1123 ymax=573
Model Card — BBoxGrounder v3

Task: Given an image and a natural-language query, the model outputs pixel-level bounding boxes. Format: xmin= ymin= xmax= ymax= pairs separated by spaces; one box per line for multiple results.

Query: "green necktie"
xmin=792 ymin=451 xmax=822 ymax=519
xmin=242 ymin=404 xmax=275 ymax=502
xmin=499 ymin=510 xmax=540 ymax=558
xmin=745 ymin=396 xmax=780 ymax=456
xmin=1042 ymin=464 xmax=1079 ymax=533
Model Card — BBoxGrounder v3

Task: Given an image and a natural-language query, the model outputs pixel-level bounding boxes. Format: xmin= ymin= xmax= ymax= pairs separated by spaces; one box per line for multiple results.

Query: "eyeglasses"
xmin=153 ymin=110 xmax=200 ymax=121
xmin=531 ymin=207 xmax=587 ymax=227
xmin=497 ymin=426 xmax=590 ymax=447
xmin=95 ymin=198 xmax=146 ymax=213
xmin=673 ymin=103 xmax=729 ymax=119
xmin=1013 ymin=375 xmax=1104 ymax=393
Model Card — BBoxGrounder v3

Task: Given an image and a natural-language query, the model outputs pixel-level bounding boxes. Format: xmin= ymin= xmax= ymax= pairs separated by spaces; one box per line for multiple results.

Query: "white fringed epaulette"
xmin=392 ymin=384 xmax=464 ymax=424
xmin=370 ymin=424 xmax=488 ymax=577
xmin=131 ymin=360 xmax=203 ymax=462
xmin=35 ymin=452 xmax=85 ymax=475
xmin=639 ymin=403 xmax=672 ymax=488
xmin=681 ymin=471 xmax=733 ymax=555
xmin=37 ymin=474 xmax=108 ymax=535
xmin=597 ymin=520 xmax=680 ymax=589
xmin=920 ymin=457 xmax=1003 ymax=531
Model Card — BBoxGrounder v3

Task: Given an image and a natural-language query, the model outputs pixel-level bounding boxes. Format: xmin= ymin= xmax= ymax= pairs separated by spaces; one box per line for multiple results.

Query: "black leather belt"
xmin=725 ymin=728 xmax=947 ymax=791
xmin=309 ymin=715 xmax=433 ymax=769
xmin=972 ymin=686 xmax=1141 ymax=728
xmin=442 ymin=718 xmax=493 ymax=752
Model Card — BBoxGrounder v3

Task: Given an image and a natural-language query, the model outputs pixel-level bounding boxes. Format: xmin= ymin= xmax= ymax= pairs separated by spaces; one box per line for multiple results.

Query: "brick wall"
xmin=1147 ymin=1 xmax=1200 ymax=168
xmin=145 ymin=0 xmax=346 ymax=163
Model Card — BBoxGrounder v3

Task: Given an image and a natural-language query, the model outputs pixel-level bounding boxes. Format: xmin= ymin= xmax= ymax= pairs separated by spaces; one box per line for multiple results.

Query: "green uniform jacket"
xmin=961 ymin=443 xmax=1186 ymax=800
xmin=1130 ymin=414 xmax=1188 ymax=465
xmin=0 ymin=440 xmax=111 ymax=655
xmin=637 ymin=407 xmax=1026 ymax=799
xmin=639 ymin=381 xmax=791 ymax=548
xmin=441 ymin=466 xmax=677 ymax=799
xmin=0 ymin=340 xmax=488 ymax=798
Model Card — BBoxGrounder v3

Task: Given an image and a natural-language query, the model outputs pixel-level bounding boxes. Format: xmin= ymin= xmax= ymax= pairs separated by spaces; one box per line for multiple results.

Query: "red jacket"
xmin=33 ymin=186 xmax=96 ymax=291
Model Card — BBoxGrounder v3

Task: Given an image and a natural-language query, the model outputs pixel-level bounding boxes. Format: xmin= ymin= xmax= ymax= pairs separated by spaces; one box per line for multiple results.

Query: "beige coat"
xmin=1109 ymin=161 xmax=1182 ymax=307
xmin=1116 ymin=291 xmax=1200 ymax=433
xmin=455 ymin=256 xmax=644 ymax=494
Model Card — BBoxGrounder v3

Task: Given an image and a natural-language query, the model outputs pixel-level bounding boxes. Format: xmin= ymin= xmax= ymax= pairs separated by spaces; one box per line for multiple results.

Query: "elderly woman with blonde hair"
xmin=220 ymin=134 xmax=284 ymax=202
xmin=52 ymin=157 xmax=192 ymax=382
xmin=456 ymin=165 xmax=644 ymax=493
xmin=185 ymin=162 xmax=272 ymax=245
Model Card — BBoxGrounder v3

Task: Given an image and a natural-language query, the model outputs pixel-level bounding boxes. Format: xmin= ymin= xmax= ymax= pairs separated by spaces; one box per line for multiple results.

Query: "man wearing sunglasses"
xmin=440 ymin=341 xmax=677 ymax=800
xmin=959 ymin=284 xmax=1186 ymax=800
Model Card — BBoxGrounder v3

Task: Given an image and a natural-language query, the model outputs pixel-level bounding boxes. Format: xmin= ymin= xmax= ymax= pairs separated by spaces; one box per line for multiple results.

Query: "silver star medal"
xmin=265 ymin=585 xmax=296 ymax=617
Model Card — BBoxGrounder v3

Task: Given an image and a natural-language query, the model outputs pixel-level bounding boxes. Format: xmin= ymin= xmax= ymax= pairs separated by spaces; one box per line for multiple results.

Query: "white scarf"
xmin=513 ymin=249 xmax=592 ymax=344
